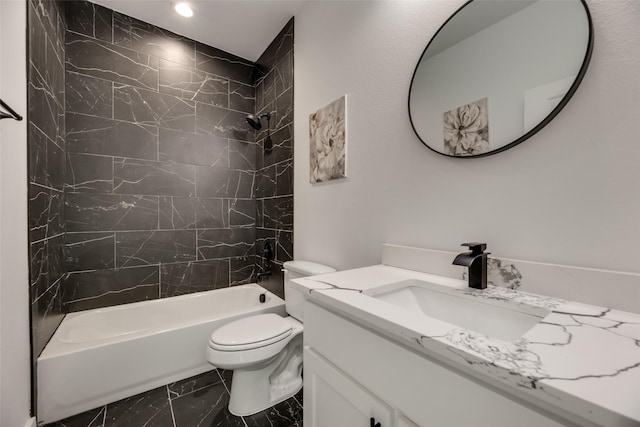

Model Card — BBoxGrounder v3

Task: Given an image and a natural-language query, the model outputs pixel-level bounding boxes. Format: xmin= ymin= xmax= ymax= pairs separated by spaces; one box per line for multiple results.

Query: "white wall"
xmin=294 ymin=1 xmax=640 ymax=278
xmin=0 ymin=0 xmax=32 ymax=426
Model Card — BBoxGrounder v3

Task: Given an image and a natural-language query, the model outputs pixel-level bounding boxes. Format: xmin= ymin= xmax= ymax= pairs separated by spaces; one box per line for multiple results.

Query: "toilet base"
xmin=228 ymin=335 xmax=303 ymax=416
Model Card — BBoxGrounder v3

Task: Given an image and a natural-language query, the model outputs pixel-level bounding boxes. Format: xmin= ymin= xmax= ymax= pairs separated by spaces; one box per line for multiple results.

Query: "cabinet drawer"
xmin=304 ymin=347 xmax=392 ymax=427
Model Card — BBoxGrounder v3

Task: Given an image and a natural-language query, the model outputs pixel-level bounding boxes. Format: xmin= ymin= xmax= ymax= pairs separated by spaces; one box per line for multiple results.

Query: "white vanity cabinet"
xmin=303 ymin=301 xmax=569 ymax=427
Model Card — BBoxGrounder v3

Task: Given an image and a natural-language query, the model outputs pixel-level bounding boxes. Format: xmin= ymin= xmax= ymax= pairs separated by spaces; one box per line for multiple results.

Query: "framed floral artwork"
xmin=443 ymin=97 xmax=489 ymax=156
xmin=309 ymin=95 xmax=347 ymax=183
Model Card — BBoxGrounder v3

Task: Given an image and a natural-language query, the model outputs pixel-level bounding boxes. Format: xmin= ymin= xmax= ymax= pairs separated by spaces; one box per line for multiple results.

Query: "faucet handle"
xmin=461 ymin=242 xmax=487 ymax=255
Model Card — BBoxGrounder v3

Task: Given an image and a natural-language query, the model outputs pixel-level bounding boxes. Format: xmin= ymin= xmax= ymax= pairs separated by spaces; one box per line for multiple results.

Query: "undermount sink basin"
xmin=369 ymin=280 xmax=547 ymax=342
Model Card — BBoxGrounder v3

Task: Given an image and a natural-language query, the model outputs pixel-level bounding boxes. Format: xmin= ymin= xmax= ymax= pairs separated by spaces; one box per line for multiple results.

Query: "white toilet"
xmin=206 ymin=260 xmax=336 ymax=416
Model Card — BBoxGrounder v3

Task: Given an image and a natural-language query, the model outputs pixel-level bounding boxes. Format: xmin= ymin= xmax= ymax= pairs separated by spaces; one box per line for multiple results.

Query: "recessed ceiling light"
xmin=174 ymin=2 xmax=193 ymax=18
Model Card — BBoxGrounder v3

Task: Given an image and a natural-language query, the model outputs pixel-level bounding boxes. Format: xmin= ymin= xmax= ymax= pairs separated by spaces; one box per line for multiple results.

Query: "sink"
xmin=368 ymin=280 xmax=547 ymax=342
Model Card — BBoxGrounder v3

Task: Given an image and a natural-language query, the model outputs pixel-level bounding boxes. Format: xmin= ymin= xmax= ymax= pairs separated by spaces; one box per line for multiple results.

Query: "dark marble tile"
xmin=66 ymin=113 xmax=158 ymax=160
xmin=45 ymin=405 xmax=106 ymax=427
xmin=229 ymin=140 xmax=256 ymax=170
xmin=30 ymin=235 xmax=64 ymax=304
xmin=113 ymin=158 xmax=196 ymax=197
xmin=64 ymin=266 xmax=159 ymax=312
xmin=29 ymin=184 xmax=64 ymax=242
xmin=159 ymin=128 xmax=228 ymax=167
xmin=30 ymin=0 xmax=60 ymax=48
xmin=66 ymin=153 xmax=113 ymax=193
xmin=104 ymin=386 xmax=173 ymax=427
xmin=113 ymin=12 xmax=195 ymax=68
xmin=66 ymin=32 xmax=158 ymax=91
xmin=114 ymin=85 xmax=195 ymax=132
xmin=47 ymin=137 xmax=66 ymax=192
xmin=244 ymin=393 xmax=303 ymax=427
xmin=65 ymin=0 xmax=113 ymax=43
xmin=229 ymin=81 xmax=255 ymax=114
xmin=230 ymin=256 xmax=256 ymax=285
xmin=66 ymin=72 xmax=113 ymax=118
xmin=277 ymin=230 xmax=293 ymax=263
xmin=158 ymin=197 xmax=227 ymax=230
xmin=65 ymin=193 xmax=158 ymax=232
xmin=263 ymin=124 xmax=293 ymax=168
xmin=255 ymin=165 xmax=276 ymax=199
xmin=255 ymin=69 xmax=276 ymax=113
xmin=29 ymin=64 xmax=62 ymax=145
xmin=28 ymin=3 xmax=47 ymax=87
xmin=195 ymin=43 xmax=254 ymax=85
xmin=229 ymin=199 xmax=256 ymax=227
xmin=168 ymin=370 xmax=223 ymax=399
xmin=263 ymin=196 xmax=293 ymax=231
xmin=256 ymin=199 xmax=264 ymax=228
xmin=159 ymin=59 xmax=228 ymax=107
xmin=255 ymin=18 xmax=294 ymax=76
xmin=195 ymin=103 xmax=252 ymax=142
xmin=197 ymin=228 xmax=255 ymax=260
xmin=276 ymin=49 xmax=294 ymax=96
xmin=116 ymin=230 xmax=196 ymax=268
xmin=160 ymin=259 xmax=230 ymax=297
xmin=65 ymin=232 xmax=115 ymax=272
xmin=32 ymin=277 xmax=64 ymax=358
xmin=255 ymin=262 xmax=284 ymax=300
xmin=275 ymin=87 xmax=293 ymax=130
xmin=256 ymin=228 xmax=276 ymax=259
xmin=172 ymin=381 xmax=244 ymax=427
xmin=195 ymin=166 xmax=254 ymax=198
xmin=276 ymin=160 xmax=293 ymax=197
xmin=30 ymin=124 xmax=65 ymax=190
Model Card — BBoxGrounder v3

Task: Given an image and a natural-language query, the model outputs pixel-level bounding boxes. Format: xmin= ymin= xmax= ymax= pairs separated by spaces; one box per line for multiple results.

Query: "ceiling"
xmin=91 ymin=0 xmax=307 ymax=62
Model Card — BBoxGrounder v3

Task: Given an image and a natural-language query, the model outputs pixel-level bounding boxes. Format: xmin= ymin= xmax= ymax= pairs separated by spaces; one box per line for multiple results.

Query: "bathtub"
xmin=37 ymin=283 xmax=285 ymax=424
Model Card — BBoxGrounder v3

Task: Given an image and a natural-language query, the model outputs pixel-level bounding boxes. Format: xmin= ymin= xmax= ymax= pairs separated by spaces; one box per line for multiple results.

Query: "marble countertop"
xmin=292 ymin=265 xmax=640 ymax=427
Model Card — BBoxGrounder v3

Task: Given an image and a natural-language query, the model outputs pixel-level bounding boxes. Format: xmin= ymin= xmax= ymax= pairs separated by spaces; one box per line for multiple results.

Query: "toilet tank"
xmin=283 ymin=260 xmax=336 ymax=321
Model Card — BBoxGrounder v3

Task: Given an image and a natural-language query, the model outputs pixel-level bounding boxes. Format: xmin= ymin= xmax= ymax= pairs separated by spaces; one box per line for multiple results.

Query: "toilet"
xmin=206 ymin=260 xmax=336 ymax=416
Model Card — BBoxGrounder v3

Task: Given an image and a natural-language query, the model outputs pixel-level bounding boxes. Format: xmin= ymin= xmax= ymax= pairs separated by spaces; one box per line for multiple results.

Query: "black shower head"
xmin=246 ymin=114 xmax=262 ymax=130
xmin=246 ymin=113 xmax=271 ymax=131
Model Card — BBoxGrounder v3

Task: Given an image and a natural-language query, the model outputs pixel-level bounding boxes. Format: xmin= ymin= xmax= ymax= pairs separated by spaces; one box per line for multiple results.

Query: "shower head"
xmin=246 ymin=113 xmax=271 ymax=131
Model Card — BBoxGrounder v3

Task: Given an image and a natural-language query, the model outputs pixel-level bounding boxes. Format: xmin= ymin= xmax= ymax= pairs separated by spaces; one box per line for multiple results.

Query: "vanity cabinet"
xmin=303 ymin=301 xmax=568 ymax=427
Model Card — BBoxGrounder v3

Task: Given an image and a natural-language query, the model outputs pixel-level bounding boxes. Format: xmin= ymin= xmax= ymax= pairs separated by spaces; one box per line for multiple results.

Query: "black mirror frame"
xmin=408 ymin=0 xmax=594 ymax=159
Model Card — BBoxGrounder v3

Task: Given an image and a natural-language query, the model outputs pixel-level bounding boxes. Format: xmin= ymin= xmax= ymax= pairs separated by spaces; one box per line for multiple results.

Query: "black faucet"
xmin=452 ymin=242 xmax=490 ymax=289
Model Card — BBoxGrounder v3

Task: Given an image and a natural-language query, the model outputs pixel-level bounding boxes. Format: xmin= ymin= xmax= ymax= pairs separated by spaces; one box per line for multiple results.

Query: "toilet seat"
xmin=209 ymin=313 xmax=292 ymax=351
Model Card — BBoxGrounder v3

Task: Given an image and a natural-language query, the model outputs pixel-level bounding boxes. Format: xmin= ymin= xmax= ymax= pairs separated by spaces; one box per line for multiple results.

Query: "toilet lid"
xmin=209 ymin=313 xmax=292 ymax=351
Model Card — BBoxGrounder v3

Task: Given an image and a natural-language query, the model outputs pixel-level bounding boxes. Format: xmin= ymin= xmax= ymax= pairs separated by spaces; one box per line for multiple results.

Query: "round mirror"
xmin=408 ymin=0 xmax=593 ymax=158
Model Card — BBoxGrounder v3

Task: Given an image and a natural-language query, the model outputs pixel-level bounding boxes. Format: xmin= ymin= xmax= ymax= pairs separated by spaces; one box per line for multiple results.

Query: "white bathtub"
xmin=37 ymin=284 xmax=285 ymax=424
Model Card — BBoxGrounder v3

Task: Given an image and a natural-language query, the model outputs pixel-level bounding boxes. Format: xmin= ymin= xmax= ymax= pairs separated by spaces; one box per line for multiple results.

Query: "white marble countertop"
xmin=292 ymin=265 xmax=640 ymax=427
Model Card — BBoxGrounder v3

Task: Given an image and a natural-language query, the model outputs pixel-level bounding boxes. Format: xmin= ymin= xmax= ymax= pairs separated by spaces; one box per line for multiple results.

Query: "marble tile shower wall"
xmin=254 ymin=19 xmax=294 ymax=285
xmin=62 ymin=0 xmax=261 ymax=312
xmin=28 ymin=0 xmax=67 ymax=360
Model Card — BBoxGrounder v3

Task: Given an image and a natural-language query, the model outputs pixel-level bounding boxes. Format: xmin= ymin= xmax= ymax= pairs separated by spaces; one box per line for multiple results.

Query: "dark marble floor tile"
xmin=64 ymin=266 xmax=159 ymax=312
xmin=160 ymin=259 xmax=229 ymax=297
xmin=244 ymin=395 xmax=303 ymax=427
xmin=114 ymin=85 xmax=195 ymax=132
xmin=65 ymin=232 xmax=115 ymax=272
xmin=45 ymin=405 xmax=106 ymax=427
xmin=116 ymin=230 xmax=196 ymax=268
xmin=172 ymin=381 xmax=244 ymax=427
xmin=159 ymin=128 xmax=228 ymax=168
xmin=168 ymin=370 xmax=224 ymax=399
xmin=66 ymin=32 xmax=158 ymax=91
xmin=104 ymin=386 xmax=174 ymax=427
xmin=65 ymin=0 xmax=113 ymax=43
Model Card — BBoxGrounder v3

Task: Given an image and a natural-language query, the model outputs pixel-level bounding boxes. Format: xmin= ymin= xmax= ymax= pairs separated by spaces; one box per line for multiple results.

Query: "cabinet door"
xmin=304 ymin=347 xmax=392 ymax=427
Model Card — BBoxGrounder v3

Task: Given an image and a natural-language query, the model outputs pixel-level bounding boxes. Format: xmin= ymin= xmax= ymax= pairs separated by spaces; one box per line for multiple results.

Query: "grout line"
xmin=166 ymin=386 xmax=177 ymax=427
